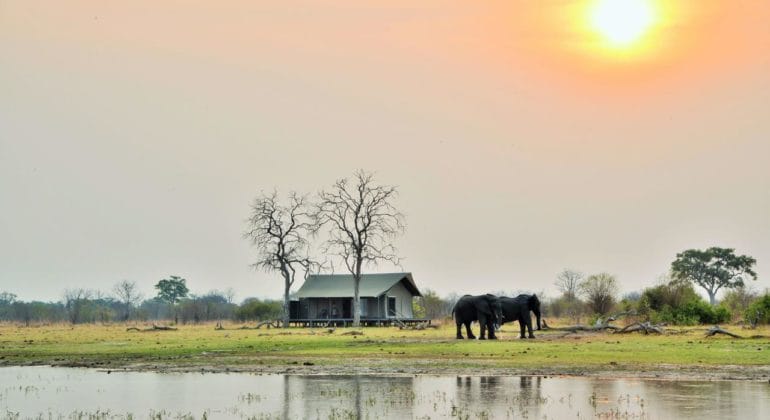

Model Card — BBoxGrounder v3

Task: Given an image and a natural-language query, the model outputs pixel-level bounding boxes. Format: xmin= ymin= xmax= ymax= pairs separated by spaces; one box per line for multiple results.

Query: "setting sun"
xmin=590 ymin=0 xmax=657 ymax=48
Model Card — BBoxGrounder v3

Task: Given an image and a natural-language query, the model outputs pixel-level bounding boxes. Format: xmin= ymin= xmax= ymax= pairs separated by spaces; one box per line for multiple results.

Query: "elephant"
xmin=500 ymin=294 xmax=542 ymax=339
xmin=452 ymin=294 xmax=504 ymax=340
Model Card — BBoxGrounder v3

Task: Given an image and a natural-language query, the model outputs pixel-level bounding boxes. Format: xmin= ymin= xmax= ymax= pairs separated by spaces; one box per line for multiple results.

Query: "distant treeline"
xmin=543 ymin=271 xmax=770 ymax=327
xmin=2 ymin=273 xmax=769 ymax=327
xmin=0 ymin=287 xmax=282 ymax=325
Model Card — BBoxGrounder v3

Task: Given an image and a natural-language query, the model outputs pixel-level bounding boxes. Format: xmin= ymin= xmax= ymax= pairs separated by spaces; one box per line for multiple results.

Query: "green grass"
xmin=1 ymin=322 xmax=768 ymax=374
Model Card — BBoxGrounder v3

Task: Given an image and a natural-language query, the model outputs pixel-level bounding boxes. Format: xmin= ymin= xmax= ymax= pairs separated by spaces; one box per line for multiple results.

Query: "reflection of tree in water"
xmin=289 ymin=375 xmax=414 ymax=419
xmin=453 ymin=376 xmax=545 ymax=417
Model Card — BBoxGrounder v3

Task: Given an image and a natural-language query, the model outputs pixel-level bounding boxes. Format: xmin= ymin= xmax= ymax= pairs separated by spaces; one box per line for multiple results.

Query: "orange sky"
xmin=1 ymin=0 xmax=769 ymax=300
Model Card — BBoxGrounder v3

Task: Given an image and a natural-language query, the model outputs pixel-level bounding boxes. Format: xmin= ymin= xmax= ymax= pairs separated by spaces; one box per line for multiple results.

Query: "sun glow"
xmin=590 ymin=0 xmax=658 ymax=48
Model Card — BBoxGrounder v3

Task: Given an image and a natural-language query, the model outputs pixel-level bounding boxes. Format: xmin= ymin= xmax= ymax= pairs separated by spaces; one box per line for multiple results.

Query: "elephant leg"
xmin=465 ymin=322 xmax=476 ymax=340
xmin=526 ymin=316 xmax=535 ymax=338
xmin=488 ymin=320 xmax=498 ymax=339
xmin=456 ymin=321 xmax=464 ymax=339
xmin=519 ymin=319 xmax=526 ymax=339
xmin=478 ymin=314 xmax=487 ymax=340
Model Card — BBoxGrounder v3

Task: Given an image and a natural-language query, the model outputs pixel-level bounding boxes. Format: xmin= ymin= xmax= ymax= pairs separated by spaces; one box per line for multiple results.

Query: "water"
xmin=1 ymin=367 xmax=769 ymax=419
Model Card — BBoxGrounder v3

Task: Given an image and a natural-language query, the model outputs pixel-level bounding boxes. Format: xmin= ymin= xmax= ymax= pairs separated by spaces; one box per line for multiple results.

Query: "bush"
xmin=544 ymin=295 xmax=583 ymax=318
xmin=745 ymin=294 xmax=770 ymax=325
xmin=235 ymin=298 xmax=282 ymax=321
xmin=640 ymin=282 xmax=700 ymax=312
xmin=721 ymin=287 xmax=759 ymax=320
xmin=641 ymin=281 xmax=733 ymax=325
xmin=654 ymin=299 xmax=731 ymax=325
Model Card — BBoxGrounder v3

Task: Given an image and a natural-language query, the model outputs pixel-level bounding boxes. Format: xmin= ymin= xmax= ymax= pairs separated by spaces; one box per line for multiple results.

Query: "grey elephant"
xmin=500 ymin=294 xmax=542 ymax=339
xmin=452 ymin=294 xmax=503 ymax=340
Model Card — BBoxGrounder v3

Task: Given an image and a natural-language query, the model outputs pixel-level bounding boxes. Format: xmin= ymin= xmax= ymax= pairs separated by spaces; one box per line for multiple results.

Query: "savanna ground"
xmin=1 ymin=321 xmax=769 ymax=381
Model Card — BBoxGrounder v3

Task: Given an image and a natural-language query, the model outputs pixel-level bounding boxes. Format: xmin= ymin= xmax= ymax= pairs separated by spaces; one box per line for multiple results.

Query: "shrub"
xmin=640 ymin=282 xmax=700 ymax=312
xmin=721 ymin=287 xmax=759 ymax=320
xmin=544 ymin=295 xmax=585 ymax=320
xmin=745 ymin=294 xmax=770 ymax=325
xmin=235 ymin=298 xmax=282 ymax=321
xmin=654 ymin=299 xmax=731 ymax=325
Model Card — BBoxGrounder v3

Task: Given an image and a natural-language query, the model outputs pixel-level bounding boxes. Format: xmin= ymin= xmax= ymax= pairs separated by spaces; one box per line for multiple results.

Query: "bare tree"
xmin=555 ymin=269 xmax=583 ymax=303
xmin=63 ymin=288 xmax=93 ymax=324
xmin=314 ymin=170 xmax=405 ymax=327
xmin=113 ymin=280 xmax=143 ymax=321
xmin=580 ymin=273 xmax=619 ymax=315
xmin=223 ymin=287 xmax=237 ymax=305
xmin=245 ymin=191 xmax=318 ymax=328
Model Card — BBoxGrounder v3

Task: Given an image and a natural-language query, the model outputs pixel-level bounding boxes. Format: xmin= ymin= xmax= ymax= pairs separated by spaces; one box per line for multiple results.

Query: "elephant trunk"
xmin=534 ymin=309 xmax=542 ymax=330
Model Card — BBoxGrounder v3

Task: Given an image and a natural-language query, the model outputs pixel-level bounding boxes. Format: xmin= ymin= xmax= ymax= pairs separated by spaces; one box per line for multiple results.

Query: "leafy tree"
xmin=314 ymin=170 xmax=405 ymax=327
xmin=671 ymin=247 xmax=757 ymax=305
xmin=155 ymin=276 xmax=189 ymax=323
xmin=579 ymin=273 xmax=619 ymax=315
xmin=244 ymin=191 xmax=318 ymax=328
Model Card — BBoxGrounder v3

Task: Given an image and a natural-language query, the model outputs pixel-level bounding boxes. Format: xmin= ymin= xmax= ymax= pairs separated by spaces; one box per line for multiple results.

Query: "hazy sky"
xmin=2 ymin=0 xmax=769 ymax=302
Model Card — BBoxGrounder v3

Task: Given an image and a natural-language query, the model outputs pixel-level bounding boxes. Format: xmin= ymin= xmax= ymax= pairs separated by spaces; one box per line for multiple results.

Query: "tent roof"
xmin=294 ymin=272 xmax=421 ymax=298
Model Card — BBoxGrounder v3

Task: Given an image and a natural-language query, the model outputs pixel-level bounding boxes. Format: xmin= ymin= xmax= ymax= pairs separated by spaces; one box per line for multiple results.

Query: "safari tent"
xmin=288 ymin=272 xmax=426 ymax=327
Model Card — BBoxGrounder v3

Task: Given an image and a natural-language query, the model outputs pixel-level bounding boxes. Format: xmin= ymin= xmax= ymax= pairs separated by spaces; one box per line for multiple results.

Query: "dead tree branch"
xmin=705 ymin=325 xmax=743 ymax=338
xmin=126 ymin=325 xmax=178 ymax=332
xmin=615 ymin=322 xmax=664 ymax=334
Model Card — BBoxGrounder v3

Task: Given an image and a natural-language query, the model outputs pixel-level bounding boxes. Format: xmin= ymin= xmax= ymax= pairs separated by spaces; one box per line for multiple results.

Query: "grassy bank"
xmin=1 ymin=322 xmax=768 ymax=379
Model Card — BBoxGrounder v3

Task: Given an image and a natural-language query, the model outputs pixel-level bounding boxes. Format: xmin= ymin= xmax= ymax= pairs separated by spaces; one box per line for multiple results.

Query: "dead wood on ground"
xmin=705 ymin=325 xmax=743 ymax=339
xmin=616 ymin=322 xmax=665 ymax=334
xmin=126 ymin=325 xmax=178 ymax=332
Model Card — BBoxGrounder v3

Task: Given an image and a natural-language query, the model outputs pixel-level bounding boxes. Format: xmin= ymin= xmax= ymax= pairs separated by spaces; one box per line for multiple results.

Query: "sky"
xmin=1 ymin=0 xmax=769 ymax=303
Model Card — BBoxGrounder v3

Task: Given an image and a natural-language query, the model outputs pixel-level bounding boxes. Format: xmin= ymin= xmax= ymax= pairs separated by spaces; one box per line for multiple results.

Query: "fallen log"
xmin=399 ymin=321 xmax=437 ymax=330
xmin=547 ymin=323 xmax=620 ymax=332
xmin=151 ymin=325 xmax=177 ymax=331
xmin=256 ymin=320 xmax=280 ymax=329
xmin=705 ymin=325 xmax=742 ymax=339
xmin=126 ymin=325 xmax=178 ymax=332
xmin=615 ymin=322 xmax=664 ymax=335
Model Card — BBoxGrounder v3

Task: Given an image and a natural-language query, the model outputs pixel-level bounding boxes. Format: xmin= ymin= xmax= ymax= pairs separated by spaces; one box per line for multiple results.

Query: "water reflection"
xmin=1 ymin=367 xmax=769 ymax=419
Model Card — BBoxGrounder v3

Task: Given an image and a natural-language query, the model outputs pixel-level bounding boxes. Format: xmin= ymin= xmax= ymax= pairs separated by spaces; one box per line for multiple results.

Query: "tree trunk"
xmin=283 ymin=278 xmax=291 ymax=328
xmin=353 ymin=259 xmax=362 ymax=327
xmin=708 ymin=290 xmax=716 ymax=306
xmin=353 ymin=277 xmax=361 ymax=327
xmin=280 ymin=264 xmax=292 ymax=328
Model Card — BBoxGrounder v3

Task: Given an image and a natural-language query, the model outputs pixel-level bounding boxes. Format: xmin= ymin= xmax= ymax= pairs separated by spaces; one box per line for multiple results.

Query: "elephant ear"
xmin=529 ymin=294 xmax=541 ymax=308
xmin=474 ymin=296 xmax=493 ymax=315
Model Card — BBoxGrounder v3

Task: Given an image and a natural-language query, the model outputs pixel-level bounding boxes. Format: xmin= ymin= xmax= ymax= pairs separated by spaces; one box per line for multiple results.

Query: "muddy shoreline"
xmin=6 ymin=358 xmax=769 ymax=382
